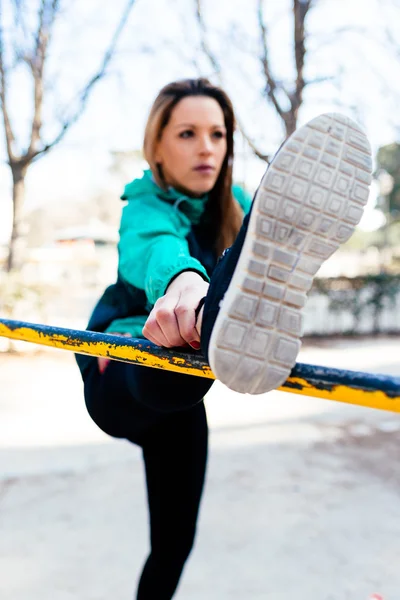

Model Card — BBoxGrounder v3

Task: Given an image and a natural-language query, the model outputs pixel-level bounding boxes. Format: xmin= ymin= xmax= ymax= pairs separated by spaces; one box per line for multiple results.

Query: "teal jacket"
xmin=104 ymin=170 xmax=252 ymax=338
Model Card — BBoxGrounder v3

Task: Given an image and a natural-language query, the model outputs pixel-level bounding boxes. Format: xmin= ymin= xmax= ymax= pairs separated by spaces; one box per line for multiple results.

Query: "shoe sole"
xmin=208 ymin=113 xmax=372 ymax=394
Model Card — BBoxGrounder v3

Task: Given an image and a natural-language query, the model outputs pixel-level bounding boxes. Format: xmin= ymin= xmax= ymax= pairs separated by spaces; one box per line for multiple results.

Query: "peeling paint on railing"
xmin=1 ymin=318 xmax=399 ymax=413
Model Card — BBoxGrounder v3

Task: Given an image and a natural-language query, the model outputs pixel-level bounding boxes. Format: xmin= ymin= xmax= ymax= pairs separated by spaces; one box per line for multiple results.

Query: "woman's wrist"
xmin=166 ymin=270 xmax=208 ymax=293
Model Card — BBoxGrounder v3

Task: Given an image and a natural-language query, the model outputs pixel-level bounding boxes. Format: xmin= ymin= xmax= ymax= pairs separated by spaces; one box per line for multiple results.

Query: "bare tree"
xmin=0 ymin=0 xmax=137 ymax=271
xmin=259 ymin=0 xmax=309 ymax=137
xmin=195 ymin=0 xmax=312 ymax=160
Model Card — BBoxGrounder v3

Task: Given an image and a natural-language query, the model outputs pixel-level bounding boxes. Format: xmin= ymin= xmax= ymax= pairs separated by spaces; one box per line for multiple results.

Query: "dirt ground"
xmin=1 ymin=338 xmax=400 ymax=600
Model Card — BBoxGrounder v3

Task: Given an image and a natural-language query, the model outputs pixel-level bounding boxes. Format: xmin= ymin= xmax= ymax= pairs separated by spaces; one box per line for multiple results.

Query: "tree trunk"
xmin=284 ymin=110 xmax=298 ymax=139
xmin=6 ymin=165 xmax=27 ymax=273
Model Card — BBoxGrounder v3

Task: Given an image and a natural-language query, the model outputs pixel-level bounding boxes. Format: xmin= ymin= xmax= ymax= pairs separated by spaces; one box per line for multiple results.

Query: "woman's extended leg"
xmin=136 ymin=401 xmax=208 ymax=600
xmin=200 ymin=113 xmax=373 ymax=394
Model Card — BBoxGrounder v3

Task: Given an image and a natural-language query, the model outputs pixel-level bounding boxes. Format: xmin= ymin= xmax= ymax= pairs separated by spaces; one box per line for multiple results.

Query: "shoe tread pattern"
xmin=209 ymin=113 xmax=372 ymax=394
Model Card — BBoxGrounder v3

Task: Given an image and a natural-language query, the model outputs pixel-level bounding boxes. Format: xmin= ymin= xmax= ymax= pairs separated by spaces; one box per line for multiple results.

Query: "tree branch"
xmin=257 ymin=0 xmax=287 ymax=122
xmin=236 ymin=116 xmax=270 ymax=162
xmin=10 ymin=0 xmax=31 ymax=66
xmin=306 ymin=75 xmax=335 ymax=86
xmin=26 ymin=0 xmax=60 ymax=159
xmin=31 ymin=0 xmax=137 ymax=160
xmin=0 ymin=7 xmax=17 ymax=163
xmin=11 ymin=0 xmax=30 ymax=44
xmin=293 ymin=0 xmax=310 ymax=112
xmin=195 ymin=0 xmax=269 ymax=162
xmin=194 ymin=0 xmax=221 ymax=76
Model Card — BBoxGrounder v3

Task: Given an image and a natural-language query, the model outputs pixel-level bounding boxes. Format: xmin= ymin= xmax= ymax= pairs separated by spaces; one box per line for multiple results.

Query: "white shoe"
xmin=208 ymin=113 xmax=372 ymax=394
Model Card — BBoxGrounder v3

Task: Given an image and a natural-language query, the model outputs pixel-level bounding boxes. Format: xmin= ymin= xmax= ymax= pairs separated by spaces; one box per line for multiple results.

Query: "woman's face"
xmin=155 ymin=95 xmax=228 ymax=197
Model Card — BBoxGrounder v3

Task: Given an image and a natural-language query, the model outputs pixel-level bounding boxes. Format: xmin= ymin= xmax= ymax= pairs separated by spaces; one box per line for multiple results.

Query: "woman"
xmin=76 ymin=78 xmax=372 ymax=598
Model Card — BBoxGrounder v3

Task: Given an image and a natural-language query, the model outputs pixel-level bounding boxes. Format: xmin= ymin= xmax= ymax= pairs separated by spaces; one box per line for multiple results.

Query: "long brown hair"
xmin=143 ymin=78 xmax=243 ymax=255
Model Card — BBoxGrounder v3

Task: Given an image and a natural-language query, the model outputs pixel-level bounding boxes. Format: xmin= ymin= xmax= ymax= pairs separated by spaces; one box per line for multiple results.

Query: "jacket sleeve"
xmin=118 ymin=198 xmax=210 ymax=306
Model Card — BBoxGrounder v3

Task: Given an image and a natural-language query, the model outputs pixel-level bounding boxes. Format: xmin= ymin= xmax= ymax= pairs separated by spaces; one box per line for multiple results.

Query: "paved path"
xmin=0 ymin=338 xmax=400 ymax=599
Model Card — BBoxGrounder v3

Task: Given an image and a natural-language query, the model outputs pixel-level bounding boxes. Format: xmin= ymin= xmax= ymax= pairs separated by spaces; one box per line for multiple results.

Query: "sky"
xmin=1 ymin=0 xmax=400 ymax=243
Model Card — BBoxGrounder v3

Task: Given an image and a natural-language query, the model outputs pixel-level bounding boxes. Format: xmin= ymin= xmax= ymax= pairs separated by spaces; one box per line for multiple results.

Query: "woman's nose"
xmin=199 ymin=136 xmax=213 ymax=154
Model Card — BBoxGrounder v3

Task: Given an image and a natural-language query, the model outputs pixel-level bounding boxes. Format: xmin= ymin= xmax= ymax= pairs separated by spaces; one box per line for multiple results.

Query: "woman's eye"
xmin=179 ymin=130 xmax=194 ymax=139
xmin=212 ymin=131 xmax=225 ymax=139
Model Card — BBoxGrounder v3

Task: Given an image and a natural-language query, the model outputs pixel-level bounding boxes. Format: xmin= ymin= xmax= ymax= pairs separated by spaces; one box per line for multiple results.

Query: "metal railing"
xmin=1 ymin=317 xmax=399 ymax=413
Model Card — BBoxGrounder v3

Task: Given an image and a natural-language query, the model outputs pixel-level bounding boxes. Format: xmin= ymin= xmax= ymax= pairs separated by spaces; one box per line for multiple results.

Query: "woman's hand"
xmin=142 ymin=271 xmax=209 ymax=349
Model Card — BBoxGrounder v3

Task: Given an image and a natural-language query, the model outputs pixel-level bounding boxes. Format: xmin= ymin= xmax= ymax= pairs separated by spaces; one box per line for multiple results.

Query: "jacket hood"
xmin=121 ymin=169 xmax=209 ymax=224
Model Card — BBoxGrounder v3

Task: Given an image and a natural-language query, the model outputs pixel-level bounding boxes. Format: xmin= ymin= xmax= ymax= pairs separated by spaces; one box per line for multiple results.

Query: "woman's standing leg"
xmin=83 ymin=359 xmax=210 ymax=600
xmin=136 ymin=401 xmax=208 ymax=600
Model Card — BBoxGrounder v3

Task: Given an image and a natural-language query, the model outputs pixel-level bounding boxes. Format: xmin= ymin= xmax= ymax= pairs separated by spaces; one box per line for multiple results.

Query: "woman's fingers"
xmin=143 ymin=274 xmax=210 ymax=349
xmin=174 ymin=293 xmax=201 ymax=344
xmin=143 ymin=292 xmax=200 ymax=348
xmin=143 ymin=314 xmax=179 ymax=347
xmin=159 ymin=317 xmax=187 ymax=346
xmin=143 ymin=295 xmax=185 ymax=347
xmin=98 ymin=357 xmax=111 ymax=374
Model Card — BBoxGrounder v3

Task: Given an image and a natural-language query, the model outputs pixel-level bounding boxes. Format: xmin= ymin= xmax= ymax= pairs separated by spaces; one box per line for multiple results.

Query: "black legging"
xmin=83 ymin=358 xmax=214 ymax=599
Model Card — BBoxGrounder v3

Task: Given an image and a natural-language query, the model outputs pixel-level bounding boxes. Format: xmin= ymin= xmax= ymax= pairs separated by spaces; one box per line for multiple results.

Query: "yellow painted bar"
xmin=0 ymin=319 xmax=214 ymax=378
xmin=1 ymin=318 xmax=400 ymax=413
xmin=283 ymin=374 xmax=400 ymax=413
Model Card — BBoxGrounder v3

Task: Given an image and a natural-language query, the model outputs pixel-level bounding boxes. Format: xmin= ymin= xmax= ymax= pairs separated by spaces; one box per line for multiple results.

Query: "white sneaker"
xmin=207 ymin=113 xmax=372 ymax=394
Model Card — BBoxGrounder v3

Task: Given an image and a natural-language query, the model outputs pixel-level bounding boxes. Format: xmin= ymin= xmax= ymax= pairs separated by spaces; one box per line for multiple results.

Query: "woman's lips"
xmin=194 ymin=165 xmax=215 ymax=173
